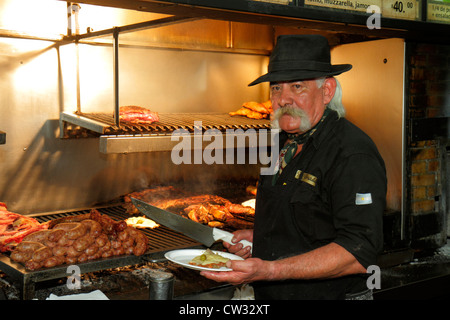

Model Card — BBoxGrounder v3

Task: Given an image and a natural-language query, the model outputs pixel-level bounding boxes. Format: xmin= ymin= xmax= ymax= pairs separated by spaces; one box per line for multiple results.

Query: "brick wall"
xmin=407 ymin=42 xmax=449 ymax=250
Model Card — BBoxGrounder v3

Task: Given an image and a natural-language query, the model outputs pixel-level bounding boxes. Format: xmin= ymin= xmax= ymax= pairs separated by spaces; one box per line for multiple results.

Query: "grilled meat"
xmin=229 ymin=100 xmax=272 ymax=119
xmin=0 ymin=205 xmax=48 ymax=252
xmin=119 ymin=106 xmax=160 ymax=124
xmin=242 ymin=101 xmax=272 ymax=114
xmin=10 ymin=209 xmax=149 ymax=270
xmin=155 ymin=194 xmax=231 ymax=212
xmin=229 ymin=107 xmax=267 ymax=119
xmin=123 ymin=187 xmax=254 ymax=230
xmin=123 ymin=186 xmax=188 ymax=215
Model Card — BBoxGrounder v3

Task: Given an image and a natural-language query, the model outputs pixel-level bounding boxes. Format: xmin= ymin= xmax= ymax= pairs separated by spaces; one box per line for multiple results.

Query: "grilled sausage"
xmin=95 ymin=234 xmax=109 ymax=248
xmin=52 ymin=246 xmax=68 ymax=257
xmin=47 ymin=213 xmax=92 ymax=228
xmin=126 ymin=227 xmax=148 ymax=256
xmin=101 ymin=249 xmax=114 ymax=258
xmin=87 ymin=251 xmax=101 ymax=261
xmin=43 ymin=256 xmax=65 ymax=268
xmin=53 ymin=223 xmax=87 ymax=240
xmin=10 ymin=250 xmax=33 ymax=263
xmin=122 ymin=237 xmax=134 ymax=249
xmin=25 ymin=259 xmax=42 ymax=271
xmin=112 ymin=247 xmax=124 ymax=256
xmin=77 ymin=253 xmax=88 ymax=263
xmin=57 ymin=235 xmax=74 ymax=247
xmin=66 ymin=245 xmax=82 ymax=258
xmin=81 ymin=219 xmax=102 ymax=238
xmin=65 ymin=256 xmax=78 ymax=265
xmin=47 ymin=229 xmax=65 ymax=242
xmin=73 ymin=234 xmax=94 ymax=252
xmin=15 ymin=241 xmax=45 ymax=252
xmin=84 ymin=243 xmax=98 ymax=256
xmin=31 ymin=247 xmax=52 ymax=262
xmin=22 ymin=230 xmax=52 ymax=243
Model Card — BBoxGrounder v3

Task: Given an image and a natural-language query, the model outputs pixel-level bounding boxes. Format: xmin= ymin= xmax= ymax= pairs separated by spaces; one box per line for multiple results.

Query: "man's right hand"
xmin=222 ymin=229 xmax=253 ymax=259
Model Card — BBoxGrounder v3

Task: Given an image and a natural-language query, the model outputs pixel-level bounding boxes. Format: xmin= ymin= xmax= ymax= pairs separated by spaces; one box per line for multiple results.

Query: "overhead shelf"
xmin=60 ymin=111 xmax=273 ymax=153
xmin=60 ymin=111 xmax=271 ymax=135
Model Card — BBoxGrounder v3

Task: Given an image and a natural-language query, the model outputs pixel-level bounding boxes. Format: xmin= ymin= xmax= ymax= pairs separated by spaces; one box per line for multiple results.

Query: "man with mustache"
xmin=201 ymin=35 xmax=387 ymax=300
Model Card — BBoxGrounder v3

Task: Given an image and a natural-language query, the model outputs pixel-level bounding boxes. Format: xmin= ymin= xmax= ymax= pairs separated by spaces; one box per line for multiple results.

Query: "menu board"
xmin=427 ymin=0 xmax=450 ymax=24
xmin=304 ymin=0 xmax=422 ymax=20
xmin=251 ymin=0 xmax=291 ymax=4
xmin=250 ymin=0 xmax=450 ymax=24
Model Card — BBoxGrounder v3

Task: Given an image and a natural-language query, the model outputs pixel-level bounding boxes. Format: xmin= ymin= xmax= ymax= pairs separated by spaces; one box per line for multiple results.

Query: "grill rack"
xmin=0 ymin=205 xmax=203 ymax=300
xmin=61 ymin=111 xmax=271 ymax=136
xmin=60 ymin=111 xmax=273 ymax=153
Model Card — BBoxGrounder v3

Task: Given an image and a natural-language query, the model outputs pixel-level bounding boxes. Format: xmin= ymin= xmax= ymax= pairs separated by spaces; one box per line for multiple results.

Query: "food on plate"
xmin=9 ymin=209 xmax=149 ymax=270
xmin=0 ymin=203 xmax=48 ymax=252
xmin=119 ymin=105 xmax=160 ymax=124
xmin=189 ymin=249 xmax=230 ymax=269
xmin=229 ymin=100 xmax=272 ymax=119
xmin=125 ymin=216 xmax=159 ymax=229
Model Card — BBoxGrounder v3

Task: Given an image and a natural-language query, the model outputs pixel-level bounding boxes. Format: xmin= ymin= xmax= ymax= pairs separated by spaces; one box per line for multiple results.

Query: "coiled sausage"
xmin=31 ymin=247 xmax=52 ymax=262
xmin=22 ymin=230 xmax=52 ymax=243
xmin=15 ymin=241 xmax=45 ymax=252
xmin=73 ymin=234 xmax=95 ymax=252
xmin=52 ymin=246 xmax=68 ymax=257
xmin=10 ymin=250 xmax=33 ymax=263
xmin=53 ymin=223 xmax=87 ymax=240
xmin=80 ymin=219 xmax=102 ymax=238
xmin=43 ymin=256 xmax=65 ymax=268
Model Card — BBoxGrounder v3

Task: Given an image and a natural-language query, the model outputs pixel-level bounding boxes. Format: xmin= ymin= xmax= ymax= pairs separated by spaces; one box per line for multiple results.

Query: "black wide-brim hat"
xmin=248 ymin=34 xmax=352 ymax=86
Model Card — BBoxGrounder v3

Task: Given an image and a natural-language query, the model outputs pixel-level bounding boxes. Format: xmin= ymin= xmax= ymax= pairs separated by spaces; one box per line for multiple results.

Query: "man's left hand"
xmin=200 ymin=257 xmax=272 ymax=285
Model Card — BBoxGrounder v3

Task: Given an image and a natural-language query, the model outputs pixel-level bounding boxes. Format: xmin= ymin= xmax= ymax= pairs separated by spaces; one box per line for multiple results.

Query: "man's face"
xmin=270 ymin=78 xmax=335 ymax=134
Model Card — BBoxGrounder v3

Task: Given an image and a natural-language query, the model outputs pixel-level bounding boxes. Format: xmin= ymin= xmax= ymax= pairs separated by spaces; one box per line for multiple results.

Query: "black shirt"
xmin=252 ymin=110 xmax=387 ymax=299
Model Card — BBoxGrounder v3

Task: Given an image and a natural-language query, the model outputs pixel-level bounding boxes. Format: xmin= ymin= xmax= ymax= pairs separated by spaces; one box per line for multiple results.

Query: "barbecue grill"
xmin=60 ymin=112 xmax=273 ymax=153
xmin=0 ymin=204 xmax=205 ymax=300
xmin=62 ymin=112 xmax=272 ymax=135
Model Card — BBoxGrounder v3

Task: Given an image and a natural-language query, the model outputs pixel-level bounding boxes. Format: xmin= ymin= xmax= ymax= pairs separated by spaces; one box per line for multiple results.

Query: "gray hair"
xmin=316 ymin=77 xmax=346 ymax=118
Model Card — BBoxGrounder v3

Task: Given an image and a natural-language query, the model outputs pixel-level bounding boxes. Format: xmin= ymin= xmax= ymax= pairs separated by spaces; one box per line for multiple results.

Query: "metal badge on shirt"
xmin=294 ymin=170 xmax=317 ymax=187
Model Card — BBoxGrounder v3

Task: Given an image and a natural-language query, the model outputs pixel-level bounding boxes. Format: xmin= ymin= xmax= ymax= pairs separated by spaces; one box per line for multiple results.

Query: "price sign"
xmin=251 ymin=0 xmax=291 ymax=4
xmin=304 ymin=0 xmax=382 ymax=13
xmin=382 ymin=0 xmax=421 ymax=20
xmin=305 ymin=0 xmax=421 ymax=20
xmin=427 ymin=0 xmax=450 ymax=24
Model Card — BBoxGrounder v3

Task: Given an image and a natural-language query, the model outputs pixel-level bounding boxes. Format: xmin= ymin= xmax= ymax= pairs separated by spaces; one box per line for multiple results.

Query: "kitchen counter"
xmin=374 ymin=240 xmax=450 ymax=300
xmin=2 ymin=241 xmax=449 ymax=300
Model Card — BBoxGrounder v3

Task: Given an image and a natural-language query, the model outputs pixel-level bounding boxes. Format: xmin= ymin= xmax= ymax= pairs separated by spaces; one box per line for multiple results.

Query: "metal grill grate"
xmin=65 ymin=112 xmax=271 ymax=135
xmin=0 ymin=205 xmax=202 ymax=299
xmin=32 ymin=205 xmax=200 ymax=252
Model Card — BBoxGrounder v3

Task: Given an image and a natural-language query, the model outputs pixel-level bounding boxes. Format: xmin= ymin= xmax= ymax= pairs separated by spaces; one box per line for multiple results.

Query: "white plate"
xmin=164 ymin=249 xmax=243 ymax=272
